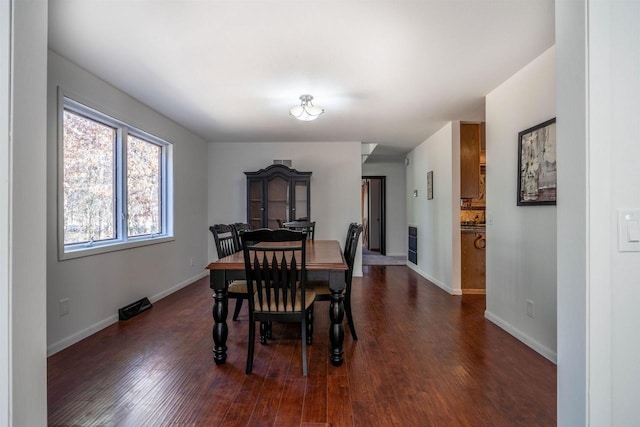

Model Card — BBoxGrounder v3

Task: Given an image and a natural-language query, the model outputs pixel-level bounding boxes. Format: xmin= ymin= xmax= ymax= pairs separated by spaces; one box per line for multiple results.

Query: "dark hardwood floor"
xmin=48 ymin=266 xmax=556 ymax=426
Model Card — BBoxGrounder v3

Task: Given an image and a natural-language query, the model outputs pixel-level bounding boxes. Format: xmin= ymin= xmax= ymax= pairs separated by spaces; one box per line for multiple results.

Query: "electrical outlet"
xmin=59 ymin=298 xmax=69 ymax=317
xmin=190 ymin=257 xmax=194 ymax=266
xmin=526 ymin=300 xmax=534 ymax=318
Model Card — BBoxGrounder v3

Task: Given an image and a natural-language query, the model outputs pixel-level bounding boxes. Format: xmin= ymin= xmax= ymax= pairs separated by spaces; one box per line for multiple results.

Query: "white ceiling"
xmin=48 ymin=0 xmax=555 ymax=162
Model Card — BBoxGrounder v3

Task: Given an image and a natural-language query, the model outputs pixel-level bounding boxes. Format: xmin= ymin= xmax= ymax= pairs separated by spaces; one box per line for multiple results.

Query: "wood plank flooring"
xmin=48 ymin=265 xmax=556 ymax=426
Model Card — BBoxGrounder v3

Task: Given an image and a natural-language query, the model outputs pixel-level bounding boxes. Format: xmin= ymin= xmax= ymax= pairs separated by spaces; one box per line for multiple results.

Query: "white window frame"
xmin=58 ymin=88 xmax=174 ymax=260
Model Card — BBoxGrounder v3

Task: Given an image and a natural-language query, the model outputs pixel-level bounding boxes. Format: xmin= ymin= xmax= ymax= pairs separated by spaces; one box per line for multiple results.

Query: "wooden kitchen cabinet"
xmin=461 ymin=231 xmax=486 ymax=291
xmin=245 ymin=164 xmax=312 ymax=229
xmin=460 ymin=123 xmax=483 ymax=199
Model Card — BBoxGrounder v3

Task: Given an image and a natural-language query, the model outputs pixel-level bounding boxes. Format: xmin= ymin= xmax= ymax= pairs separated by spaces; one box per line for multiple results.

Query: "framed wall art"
xmin=427 ymin=171 xmax=433 ymax=200
xmin=517 ymin=118 xmax=557 ymax=206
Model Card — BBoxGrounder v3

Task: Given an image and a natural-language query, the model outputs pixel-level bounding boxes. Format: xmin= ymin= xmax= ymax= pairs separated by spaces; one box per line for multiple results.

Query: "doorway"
xmin=361 ymin=176 xmax=386 ymax=255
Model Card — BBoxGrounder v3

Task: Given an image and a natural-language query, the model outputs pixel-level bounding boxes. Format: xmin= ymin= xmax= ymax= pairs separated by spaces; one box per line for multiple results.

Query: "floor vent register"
xmin=118 ymin=297 xmax=152 ymax=320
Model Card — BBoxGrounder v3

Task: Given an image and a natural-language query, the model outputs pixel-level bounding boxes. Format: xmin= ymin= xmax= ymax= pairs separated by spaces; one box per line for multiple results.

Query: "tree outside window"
xmin=63 ymin=110 xmax=115 ymax=244
xmin=60 ymin=96 xmax=172 ymax=258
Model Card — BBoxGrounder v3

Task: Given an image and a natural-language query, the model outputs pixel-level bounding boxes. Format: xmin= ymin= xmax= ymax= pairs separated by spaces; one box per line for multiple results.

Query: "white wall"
xmin=600 ymin=4 xmax=640 ymax=422
xmin=557 ymin=1 xmax=640 ymax=425
xmin=46 ymin=51 xmax=209 ymax=355
xmin=362 ymin=161 xmax=407 ymax=257
xmin=7 ymin=0 xmax=49 ymax=424
xmin=207 ymin=142 xmax=362 ymax=274
xmin=599 ymin=4 xmax=640 ymax=423
xmin=556 ymin=1 xmax=587 ymax=424
xmin=406 ymin=122 xmax=461 ymax=294
xmin=0 ymin=2 xmax=10 ymax=422
xmin=484 ymin=47 xmax=557 ymax=362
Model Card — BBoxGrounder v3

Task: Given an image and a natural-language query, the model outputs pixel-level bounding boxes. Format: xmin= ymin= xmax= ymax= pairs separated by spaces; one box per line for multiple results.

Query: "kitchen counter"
xmin=461 ymin=225 xmax=486 ymax=233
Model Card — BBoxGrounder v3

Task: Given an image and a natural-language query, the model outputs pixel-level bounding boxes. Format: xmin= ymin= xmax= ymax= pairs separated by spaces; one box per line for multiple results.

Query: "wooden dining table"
xmin=206 ymin=239 xmax=348 ymax=367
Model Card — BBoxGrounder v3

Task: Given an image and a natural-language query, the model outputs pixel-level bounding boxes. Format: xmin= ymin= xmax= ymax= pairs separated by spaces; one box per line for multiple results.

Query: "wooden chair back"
xmin=343 ymin=222 xmax=358 ymax=260
xmin=344 ymin=224 xmax=363 ymax=274
xmin=241 ymin=229 xmax=308 ymax=315
xmin=240 ymin=228 xmax=313 ymax=375
xmin=209 ymin=224 xmax=239 ymax=259
xmin=306 ymin=222 xmax=363 ymax=342
xmin=282 ymin=220 xmax=316 ymax=240
xmin=232 ymin=223 xmax=251 ymax=249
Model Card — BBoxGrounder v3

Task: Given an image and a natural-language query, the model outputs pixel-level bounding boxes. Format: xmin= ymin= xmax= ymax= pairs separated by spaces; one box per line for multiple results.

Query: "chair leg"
xmin=246 ymin=320 xmax=255 ymax=374
xmin=300 ymin=316 xmax=308 ymax=376
xmin=345 ymin=295 xmax=358 ymax=341
xmin=260 ymin=322 xmax=267 ymax=344
xmin=306 ymin=305 xmax=314 ymax=345
xmin=266 ymin=321 xmax=273 ymax=339
xmin=232 ymin=298 xmax=243 ymax=321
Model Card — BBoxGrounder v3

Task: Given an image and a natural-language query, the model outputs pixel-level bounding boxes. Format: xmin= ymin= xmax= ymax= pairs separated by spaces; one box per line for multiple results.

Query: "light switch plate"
xmin=486 ymin=212 xmax=493 ymax=225
xmin=618 ymin=209 xmax=640 ymax=252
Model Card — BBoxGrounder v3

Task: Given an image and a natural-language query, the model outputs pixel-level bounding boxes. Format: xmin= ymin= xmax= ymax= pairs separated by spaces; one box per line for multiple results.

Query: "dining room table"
xmin=206 ymin=239 xmax=349 ymax=367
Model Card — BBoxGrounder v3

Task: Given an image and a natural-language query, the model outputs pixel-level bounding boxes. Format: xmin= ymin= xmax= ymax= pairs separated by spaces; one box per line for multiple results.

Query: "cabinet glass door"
xmin=293 ymin=180 xmax=309 ymax=221
xmin=267 ymin=176 xmax=289 ymax=229
xmin=248 ymin=180 xmax=263 ymax=229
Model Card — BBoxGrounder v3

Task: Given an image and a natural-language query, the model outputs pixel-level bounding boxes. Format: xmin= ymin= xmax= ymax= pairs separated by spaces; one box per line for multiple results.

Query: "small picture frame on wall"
xmin=517 ymin=118 xmax=557 ymax=206
xmin=427 ymin=171 xmax=433 ymax=200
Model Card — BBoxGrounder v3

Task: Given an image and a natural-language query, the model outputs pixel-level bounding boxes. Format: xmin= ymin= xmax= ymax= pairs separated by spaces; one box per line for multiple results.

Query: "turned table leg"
xmin=328 ymin=270 xmax=345 ymax=366
xmin=211 ymin=270 xmax=228 ymax=364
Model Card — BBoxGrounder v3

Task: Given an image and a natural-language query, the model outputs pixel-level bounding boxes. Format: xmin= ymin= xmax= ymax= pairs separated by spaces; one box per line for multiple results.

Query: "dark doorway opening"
xmin=361 ymin=176 xmax=386 ymax=255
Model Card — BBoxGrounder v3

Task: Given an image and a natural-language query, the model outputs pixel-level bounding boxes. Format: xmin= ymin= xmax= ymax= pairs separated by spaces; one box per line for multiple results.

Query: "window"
xmin=62 ymin=109 xmax=116 ymax=245
xmin=59 ymin=93 xmax=173 ymax=259
xmin=127 ymin=134 xmax=162 ymax=237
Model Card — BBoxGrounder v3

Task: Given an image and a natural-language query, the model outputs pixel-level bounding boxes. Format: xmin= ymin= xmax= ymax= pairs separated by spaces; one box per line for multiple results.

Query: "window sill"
xmin=59 ymin=236 xmax=175 ymax=261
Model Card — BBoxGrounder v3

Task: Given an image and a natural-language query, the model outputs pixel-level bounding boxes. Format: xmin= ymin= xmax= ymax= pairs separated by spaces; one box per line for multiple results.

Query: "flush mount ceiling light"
xmin=289 ymin=94 xmax=324 ymax=121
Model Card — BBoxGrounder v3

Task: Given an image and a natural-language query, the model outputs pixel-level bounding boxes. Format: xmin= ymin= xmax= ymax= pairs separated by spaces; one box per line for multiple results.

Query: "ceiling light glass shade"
xmin=290 ymin=94 xmax=324 ymax=121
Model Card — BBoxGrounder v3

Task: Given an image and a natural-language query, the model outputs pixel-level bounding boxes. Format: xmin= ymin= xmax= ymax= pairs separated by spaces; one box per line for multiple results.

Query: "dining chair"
xmin=231 ymin=222 xmax=251 ymax=249
xmin=308 ymin=223 xmax=363 ymax=342
xmin=282 ymin=220 xmax=316 ymax=240
xmin=209 ymin=224 xmax=250 ymax=321
xmin=240 ymin=228 xmax=315 ymax=376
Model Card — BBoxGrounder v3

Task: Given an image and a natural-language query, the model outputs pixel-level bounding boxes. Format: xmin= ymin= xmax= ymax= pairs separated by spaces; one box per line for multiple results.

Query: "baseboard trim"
xmin=462 ymin=289 xmax=486 ymax=295
xmin=47 ymin=314 xmax=119 ymax=357
xmin=385 ymin=252 xmax=406 ymax=257
xmin=484 ymin=310 xmax=557 ymax=364
xmin=47 ymin=272 xmax=208 ymax=356
xmin=406 ymin=263 xmax=461 ymax=295
xmin=149 ymin=272 xmax=208 ymax=304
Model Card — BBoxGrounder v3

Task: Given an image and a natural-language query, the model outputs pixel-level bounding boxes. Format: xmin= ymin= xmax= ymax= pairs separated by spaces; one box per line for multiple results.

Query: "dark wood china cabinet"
xmin=245 ymin=164 xmax=312 ymax=229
